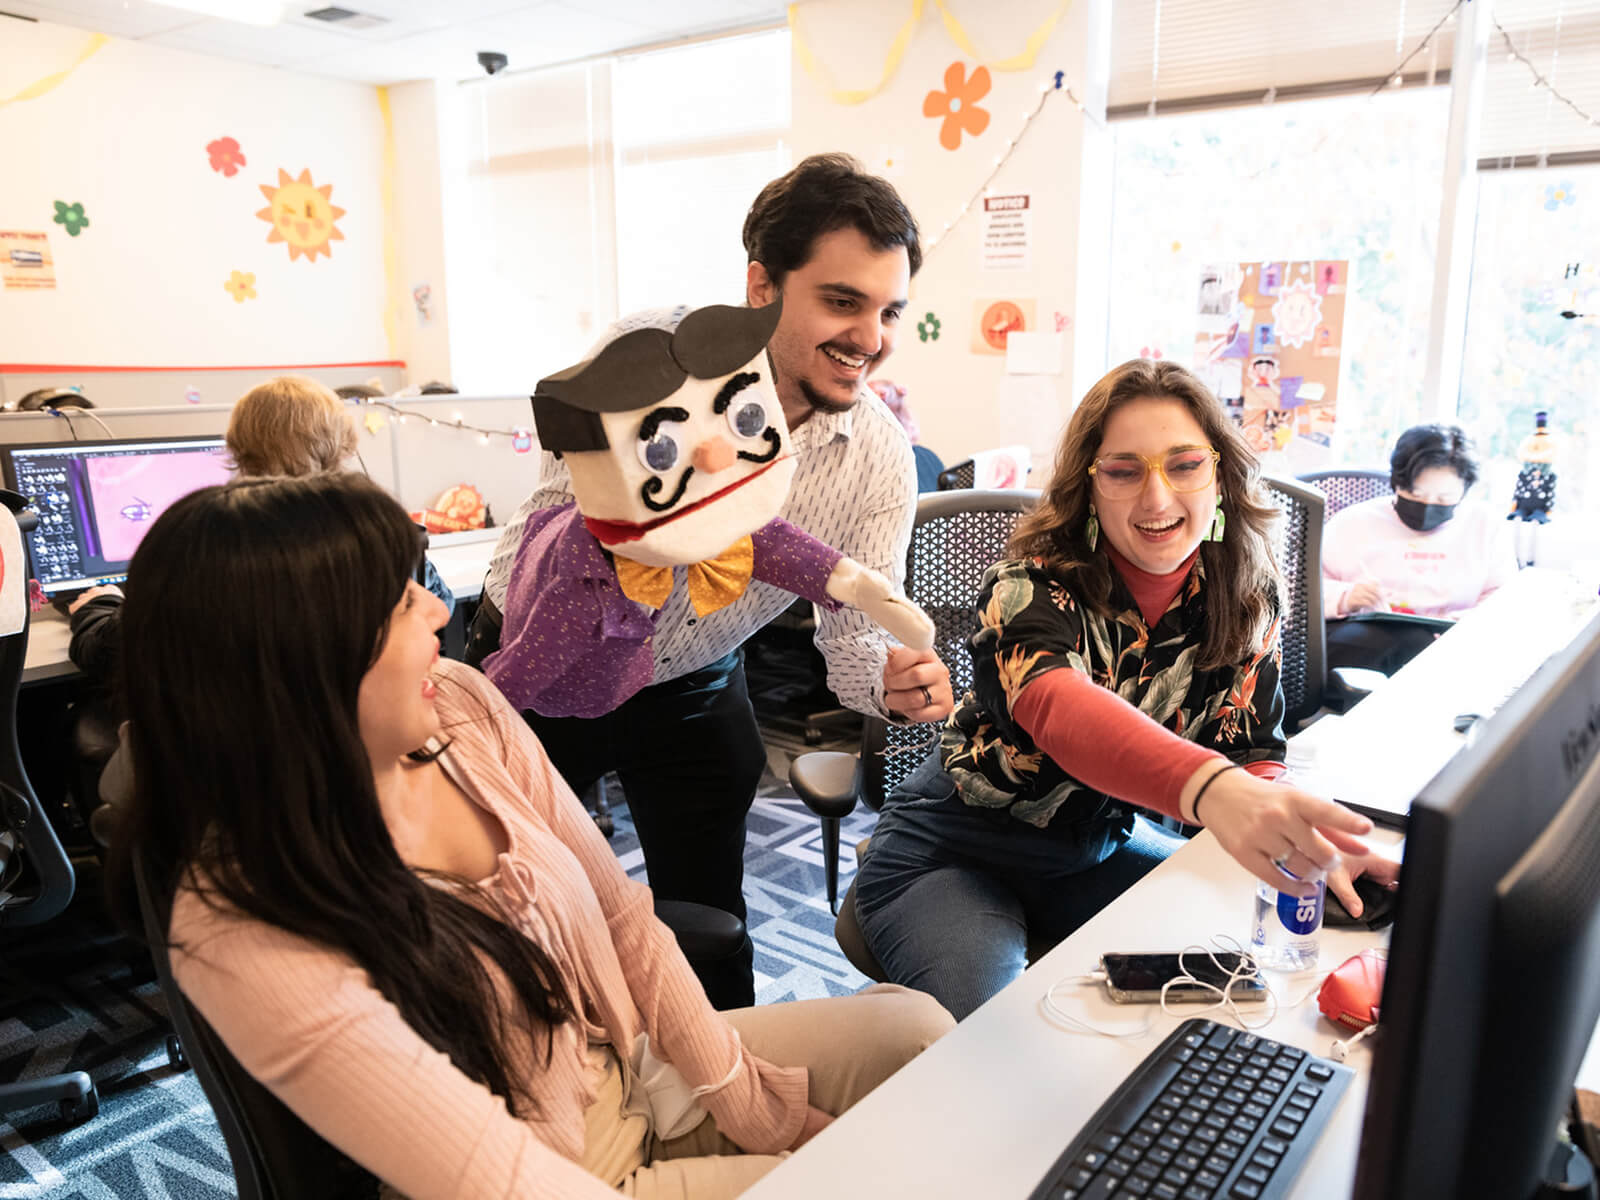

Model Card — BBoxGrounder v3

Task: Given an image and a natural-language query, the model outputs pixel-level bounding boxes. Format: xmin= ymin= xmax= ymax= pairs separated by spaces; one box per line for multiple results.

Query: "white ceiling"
xmin=0 ymin=0 xmax=790 ymax=85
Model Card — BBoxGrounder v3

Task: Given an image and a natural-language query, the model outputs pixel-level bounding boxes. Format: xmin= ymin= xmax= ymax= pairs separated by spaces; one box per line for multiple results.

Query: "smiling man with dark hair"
xmin=473 ymin=155 xmax=953 ymax=1009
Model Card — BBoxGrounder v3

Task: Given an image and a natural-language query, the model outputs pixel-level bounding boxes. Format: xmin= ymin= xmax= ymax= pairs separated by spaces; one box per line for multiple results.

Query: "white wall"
xmin=387 ymin=79 xmax=455 ymax=388
xmin=0 ymin=21 xmax=390 ymax=375
xmin=790 ymin=0 xmax=1095 ymax=469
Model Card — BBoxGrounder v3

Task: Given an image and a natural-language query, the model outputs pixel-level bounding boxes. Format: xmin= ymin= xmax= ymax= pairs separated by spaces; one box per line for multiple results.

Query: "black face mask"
xmin=1394 ymin=495 xmax=1456 ymax=532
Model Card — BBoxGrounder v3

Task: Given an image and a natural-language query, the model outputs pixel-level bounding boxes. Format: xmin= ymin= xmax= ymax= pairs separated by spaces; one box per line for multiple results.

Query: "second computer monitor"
xmin=1 ymin=436 xmax=233 ymax=594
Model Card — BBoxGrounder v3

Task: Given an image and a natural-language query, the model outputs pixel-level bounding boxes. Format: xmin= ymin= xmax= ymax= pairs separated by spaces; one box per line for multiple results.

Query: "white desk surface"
xmin=23 ymin=608 xmax=75 ymax=685
xmin=428 ymin=527 xmax=499 ymax=602
xmin=747 ymin=830 xmax=1401 ymax=1200
xmin=1286 ymin=568 xmax=1597 ymax=824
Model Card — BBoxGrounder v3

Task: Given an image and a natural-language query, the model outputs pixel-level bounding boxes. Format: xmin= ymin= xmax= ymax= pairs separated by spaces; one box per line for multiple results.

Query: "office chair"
xmin=936 ymin=445 xmax=1031 ymax=492
xmin=132 ymin=850 xmax=380 ymax=1200
xmin=0 ymin=491 xmax=99 ymax=1125
xmin=1260 ymin=475 xmax=1383 ymax=729
xmin=1297 ymin=468 xmax=1392 ymax=520
xmin=789 ymin=490 xmax=1039 ymax=979
xmin=935 ymin=459 xmax=976 ymax=490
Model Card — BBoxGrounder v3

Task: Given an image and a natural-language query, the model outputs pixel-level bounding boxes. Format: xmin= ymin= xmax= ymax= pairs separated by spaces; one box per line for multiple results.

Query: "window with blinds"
xmin=448 ymin=29 xmax=790 ymax=394
xmin=1479 ymin=0 xmax=1600 ymax=165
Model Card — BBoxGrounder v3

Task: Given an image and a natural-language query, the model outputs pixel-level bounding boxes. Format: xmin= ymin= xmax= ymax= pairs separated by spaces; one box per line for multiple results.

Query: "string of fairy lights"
xmin=1495 ymin=16 xmax=1600 ymax=137
xmin=353 ymin=397 xmax=530 ymax=447
xmin=923 ymin=71 xmax=1095 ymax=258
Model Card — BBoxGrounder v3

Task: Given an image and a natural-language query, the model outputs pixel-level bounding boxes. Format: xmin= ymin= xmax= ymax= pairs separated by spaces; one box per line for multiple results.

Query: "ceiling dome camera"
xmin=478 ymin=50 xmax=508 ymax=76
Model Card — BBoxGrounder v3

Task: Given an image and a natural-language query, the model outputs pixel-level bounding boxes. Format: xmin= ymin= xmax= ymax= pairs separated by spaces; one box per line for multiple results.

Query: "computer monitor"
xmin=1354 ymin=607 xmax=1600 ymax=1198
xmin=0 ymin=436 xmax=233 ymax=595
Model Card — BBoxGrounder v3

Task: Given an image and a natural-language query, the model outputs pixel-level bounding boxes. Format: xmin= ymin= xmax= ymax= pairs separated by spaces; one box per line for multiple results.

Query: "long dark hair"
xmin=105 ymin=474 xmax=571 ymax=1110
xmin=1009 ymin=359 xmax=1282 ymax=669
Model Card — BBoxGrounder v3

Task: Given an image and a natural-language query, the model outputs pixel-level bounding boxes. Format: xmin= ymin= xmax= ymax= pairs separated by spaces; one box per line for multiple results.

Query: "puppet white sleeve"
xmin=484 ymin=451 xmax=576 ymax=609
xmin=811 ymin=430 xmax=917 ymax=718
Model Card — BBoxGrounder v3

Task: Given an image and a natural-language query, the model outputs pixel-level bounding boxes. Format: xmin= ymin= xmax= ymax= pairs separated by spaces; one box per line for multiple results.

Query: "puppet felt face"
xmin=533 ymin=302 xmax=795 ymax=567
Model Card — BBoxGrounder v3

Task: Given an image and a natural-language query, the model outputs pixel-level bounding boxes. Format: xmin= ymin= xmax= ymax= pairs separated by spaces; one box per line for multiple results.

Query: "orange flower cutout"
xmin=923 ymin=61 xmax=991 ymax=151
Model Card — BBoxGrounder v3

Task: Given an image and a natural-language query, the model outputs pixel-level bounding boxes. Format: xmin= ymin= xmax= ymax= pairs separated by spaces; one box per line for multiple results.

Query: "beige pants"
xmin=584 ymin=983 xmax=954 ymax=1199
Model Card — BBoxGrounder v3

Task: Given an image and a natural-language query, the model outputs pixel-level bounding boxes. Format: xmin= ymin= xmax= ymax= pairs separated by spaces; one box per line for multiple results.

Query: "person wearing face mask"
xmin=1321 ymin=424 xmax=1517 ymax=674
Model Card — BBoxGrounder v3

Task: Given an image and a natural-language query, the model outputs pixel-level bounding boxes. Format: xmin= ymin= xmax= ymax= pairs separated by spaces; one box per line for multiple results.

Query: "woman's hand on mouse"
xmin=1182 ymin=763 xmax=1374 ymax=896
xmin=1327 ymin=849 xmax=1402 ymax=918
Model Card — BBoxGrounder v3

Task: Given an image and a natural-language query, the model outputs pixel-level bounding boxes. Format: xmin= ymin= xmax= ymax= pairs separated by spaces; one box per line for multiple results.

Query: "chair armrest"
xmin=653 ymin=899 xmax=747 ymax=962
xmin=788 ymin=750 xmax=862 ymax=820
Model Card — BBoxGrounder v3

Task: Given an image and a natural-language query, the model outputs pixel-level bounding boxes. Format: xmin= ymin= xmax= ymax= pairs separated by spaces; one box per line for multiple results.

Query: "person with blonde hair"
xmin=69 ymin=375 xmax=453 ymax=685
xmin=853 ymin=359 xmax=1393 ymax=1019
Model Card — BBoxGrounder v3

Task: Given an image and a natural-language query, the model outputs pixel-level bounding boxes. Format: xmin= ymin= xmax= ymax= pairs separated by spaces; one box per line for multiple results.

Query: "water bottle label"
xmin=1276 ymin=887 xmax=1323 ymax=935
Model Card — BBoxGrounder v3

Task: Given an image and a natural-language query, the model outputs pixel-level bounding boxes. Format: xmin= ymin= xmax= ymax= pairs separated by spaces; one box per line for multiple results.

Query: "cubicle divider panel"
xmin=375 ymin=394 xmax=540 ymax=529
xmin=0 ymin=365 xmax=405 ymax=411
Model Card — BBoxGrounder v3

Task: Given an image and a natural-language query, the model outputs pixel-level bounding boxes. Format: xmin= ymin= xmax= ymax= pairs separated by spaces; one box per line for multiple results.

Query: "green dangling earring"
xmin=1208 ymin=498 xmax=1227 ymax=543
xmin=1085 ymin=503 xmax=1100 ymax=551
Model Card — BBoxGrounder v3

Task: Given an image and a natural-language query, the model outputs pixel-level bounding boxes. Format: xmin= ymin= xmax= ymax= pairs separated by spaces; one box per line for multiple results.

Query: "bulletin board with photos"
xmin=1193 ymin=261 xmax=1347 ymax=457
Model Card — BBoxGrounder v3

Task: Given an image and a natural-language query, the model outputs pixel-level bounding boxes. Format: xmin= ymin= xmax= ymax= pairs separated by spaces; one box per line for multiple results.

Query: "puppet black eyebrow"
xmin=711 ymin=372 xmax=761 ymax=415
xmin=637 ymin=406 xmax=690 ymax=441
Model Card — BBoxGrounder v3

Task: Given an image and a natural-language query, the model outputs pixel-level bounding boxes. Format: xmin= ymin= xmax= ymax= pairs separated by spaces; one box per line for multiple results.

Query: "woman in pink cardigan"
xmin=107 ymin=473 xmax=951 ymax=1199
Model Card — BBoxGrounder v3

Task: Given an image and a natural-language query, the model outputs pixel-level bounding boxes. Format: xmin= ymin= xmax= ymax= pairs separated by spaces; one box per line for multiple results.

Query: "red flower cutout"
xmin=207 ymin=136 xmax=247 ymax=178
xmin=923 ymin=61 xmax=991 ymax=151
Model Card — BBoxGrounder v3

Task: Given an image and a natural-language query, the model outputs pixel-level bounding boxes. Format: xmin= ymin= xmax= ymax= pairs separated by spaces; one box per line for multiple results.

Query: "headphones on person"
xmin=5 ymin=388 xmax=95 ymax=412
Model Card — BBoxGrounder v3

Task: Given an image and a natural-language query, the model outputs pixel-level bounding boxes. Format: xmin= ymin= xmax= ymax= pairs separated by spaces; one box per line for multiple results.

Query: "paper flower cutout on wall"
xmin=511 ymin=428 xmax=534 ymax=454
xmin=257 ymin=168 xmax=346 ymax=262
xmin=922 ymin=62 xmax=990 ymax=151
xmin=917 ymin=312 xmax=942 ymax=342
xmin=207 ymin=136 xmax=247 ymax=177
xmin=1054 ymin=312 xmax=1073 ymax=332
xmin=1544 ymin=181 xmax=1577 ymax=211
xmin=1139 ymin=345 xmax=1164 ymax=360
xmin=223 ymin=270 xmax=257 ymax=303
xmin=52 ymin=201 xmax=89 ymax=237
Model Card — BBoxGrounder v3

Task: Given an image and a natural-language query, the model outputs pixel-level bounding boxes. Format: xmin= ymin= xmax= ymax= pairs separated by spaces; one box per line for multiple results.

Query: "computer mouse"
xmin=1324 ymin=872 xmax=1398 ymax=930
xmin=1318 ymin=948 xmax=1385 ymax=1031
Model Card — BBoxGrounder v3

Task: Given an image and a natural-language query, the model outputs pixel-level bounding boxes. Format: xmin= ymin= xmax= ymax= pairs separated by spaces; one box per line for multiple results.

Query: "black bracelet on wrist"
xmin=1190 ymin=763 xmax=1241 ymax=826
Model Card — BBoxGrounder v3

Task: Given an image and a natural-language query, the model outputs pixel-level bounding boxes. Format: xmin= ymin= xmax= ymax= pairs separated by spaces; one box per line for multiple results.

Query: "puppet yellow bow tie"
xmin=613 ymin=535 xmax=755 ymax=618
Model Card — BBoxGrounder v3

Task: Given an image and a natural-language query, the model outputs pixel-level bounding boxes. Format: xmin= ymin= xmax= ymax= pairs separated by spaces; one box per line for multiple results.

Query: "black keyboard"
xmin=1028 ymin=1018 xmax=1353 ymax=1200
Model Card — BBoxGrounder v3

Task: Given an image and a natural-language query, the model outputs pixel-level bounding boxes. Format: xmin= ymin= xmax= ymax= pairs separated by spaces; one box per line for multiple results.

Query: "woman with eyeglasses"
xmin=853 ymin=359 xmax=1389 ymax=1020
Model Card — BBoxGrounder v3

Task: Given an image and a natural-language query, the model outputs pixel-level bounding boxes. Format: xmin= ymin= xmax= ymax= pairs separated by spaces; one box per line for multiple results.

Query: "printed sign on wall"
xmin=1 ymin=231 xmax=55 ymax=290
xmin=981 ymin=194 xmax=1031 ymax=271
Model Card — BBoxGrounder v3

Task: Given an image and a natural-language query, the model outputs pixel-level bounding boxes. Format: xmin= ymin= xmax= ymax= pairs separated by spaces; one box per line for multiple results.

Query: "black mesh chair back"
xmin=132 ymin=850 xmax=379 ymax=1200
xmin=935 ymin=458 xmax=977 ymax=490
xmin=860 ymin=489 xmax=1040 ymax=809
xmin=1298 ymin=469 xmax=1391 ymax=520
xmin=1259 ymin=476 xmax=1327 ymax=730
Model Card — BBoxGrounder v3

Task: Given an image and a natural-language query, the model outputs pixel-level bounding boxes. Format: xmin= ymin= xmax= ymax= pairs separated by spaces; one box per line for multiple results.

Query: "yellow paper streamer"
xmin=935 ymin=0 xmax=1074 ymax=72
xmin=376 ymin=85 xmax=401 ymax=364
xmin=790 ymin=0 xmax=1073 ymax=106
xmin=789 ymin=1 xmax=924 ymax=106
xmin=0 ymin=32 xmax=110 ymax=109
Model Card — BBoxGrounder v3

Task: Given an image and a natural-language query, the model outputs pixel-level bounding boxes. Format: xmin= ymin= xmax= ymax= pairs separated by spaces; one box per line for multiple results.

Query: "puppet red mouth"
xmin=584 ymin=456 xmax=791 ymax=546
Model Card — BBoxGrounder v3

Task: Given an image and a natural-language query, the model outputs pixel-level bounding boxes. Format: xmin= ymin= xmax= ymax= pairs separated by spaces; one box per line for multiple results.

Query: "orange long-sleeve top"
xmin=1010 ymin=544 xmax=1285 ymax=822
xmin=169 ymin=660 xmax=807 ymax=1199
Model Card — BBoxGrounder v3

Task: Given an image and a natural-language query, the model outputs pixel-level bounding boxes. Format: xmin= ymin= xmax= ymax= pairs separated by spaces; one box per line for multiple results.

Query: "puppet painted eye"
xmin=636 ymin=422 xmax=684 ymax=473
xmin=727 ymin=398 xmax=768 ymax=440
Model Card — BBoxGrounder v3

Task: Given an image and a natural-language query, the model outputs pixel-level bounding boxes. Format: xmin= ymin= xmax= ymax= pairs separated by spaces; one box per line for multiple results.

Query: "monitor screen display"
xmin=1 ymin=437 xmax=233 ymax=593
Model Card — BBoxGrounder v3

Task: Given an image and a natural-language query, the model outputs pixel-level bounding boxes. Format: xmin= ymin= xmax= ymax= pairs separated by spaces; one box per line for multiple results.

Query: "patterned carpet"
xmin=0 ymin=721 xmax=878 ymax=1198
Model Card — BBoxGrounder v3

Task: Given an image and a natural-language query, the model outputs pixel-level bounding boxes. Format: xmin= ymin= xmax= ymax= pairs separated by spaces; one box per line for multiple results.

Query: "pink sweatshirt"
xmin=1321 ymin=497 xmax=1516 ymax=619
xmin=169 ymin=660 xmax=807 ymax=1199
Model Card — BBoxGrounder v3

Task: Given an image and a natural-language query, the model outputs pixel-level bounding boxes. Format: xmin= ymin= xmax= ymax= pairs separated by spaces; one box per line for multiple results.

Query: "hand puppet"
xmin=484 ymin=300 xmax=933 ymax=718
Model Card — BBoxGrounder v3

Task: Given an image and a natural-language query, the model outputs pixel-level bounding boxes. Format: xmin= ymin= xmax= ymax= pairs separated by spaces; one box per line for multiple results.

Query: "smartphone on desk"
xmin=1100 ymin=952 xmax=1267 ymax=1004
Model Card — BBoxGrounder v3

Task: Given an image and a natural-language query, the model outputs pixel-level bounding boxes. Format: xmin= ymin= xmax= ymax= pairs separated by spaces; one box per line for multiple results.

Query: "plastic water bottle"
xmin=1250 ymin=873 xmax=1325 ymax=971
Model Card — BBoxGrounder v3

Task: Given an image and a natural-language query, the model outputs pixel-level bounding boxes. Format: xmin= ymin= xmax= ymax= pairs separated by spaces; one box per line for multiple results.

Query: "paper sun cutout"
xmin=52 ymin=201 xmax=89 ymax=237
xmin=1270 ymin=280 xmax=1323 ymax=350
xmin=923 ymin=62 xmax=990 ymax=151
xmin=257 ymin=168 xmax=346 ymax=262
xmin=207 ymin=136 xmax=247 ymax=177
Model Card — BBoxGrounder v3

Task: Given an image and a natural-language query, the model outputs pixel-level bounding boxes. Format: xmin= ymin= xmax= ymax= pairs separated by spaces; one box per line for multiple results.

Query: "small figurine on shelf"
xmin=1508 ymin=409 xmax=1558 ymax=568
xmin=1508 ymin=410 xmax=1557 ymax=524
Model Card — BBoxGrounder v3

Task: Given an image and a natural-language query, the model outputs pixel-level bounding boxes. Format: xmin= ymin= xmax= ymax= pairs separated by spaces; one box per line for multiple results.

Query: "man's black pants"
xmin=524 ymin=650 xmax=766 ymax=1010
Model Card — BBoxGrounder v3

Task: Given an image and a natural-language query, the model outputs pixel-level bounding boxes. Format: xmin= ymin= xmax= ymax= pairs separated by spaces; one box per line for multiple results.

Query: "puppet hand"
xmin=827 ymin=560 xmax=935 ymax=650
